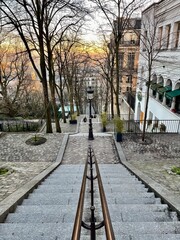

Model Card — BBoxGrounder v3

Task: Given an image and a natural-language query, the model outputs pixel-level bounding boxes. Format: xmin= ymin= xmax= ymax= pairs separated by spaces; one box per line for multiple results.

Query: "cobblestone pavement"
xmin=120 ymin=133 xmax=180 ymax=197
xmin=62 ymin=136 xmax=119 ymax=165
xmin=0 ymin=120 xmax=76 ymax=202
xmin=0 ymin=115 xmax=180 ymax=204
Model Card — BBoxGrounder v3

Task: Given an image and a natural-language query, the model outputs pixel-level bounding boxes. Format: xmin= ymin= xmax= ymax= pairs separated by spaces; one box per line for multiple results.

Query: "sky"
xmin=82 ymin=0 xmax=160 ymax=43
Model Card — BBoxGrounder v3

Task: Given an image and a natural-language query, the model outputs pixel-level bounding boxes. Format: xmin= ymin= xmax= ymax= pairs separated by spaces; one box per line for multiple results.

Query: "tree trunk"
xmin=115 ymin=44 xmax=120 ymax=116
xmin=42 ymin=81 xmax=52 ymax=133
xmin=111 ymin=82 xmax=114 ymax=118
xmin=142 ymin=67 xmax=151 ymax=141
xmin=50 ymin=82 xmax=61 ymax=133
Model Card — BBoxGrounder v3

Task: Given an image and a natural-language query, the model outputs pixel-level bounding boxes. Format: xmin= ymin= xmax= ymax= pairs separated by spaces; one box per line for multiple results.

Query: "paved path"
xmin=0 ymin=115 xmax=179 ymax=206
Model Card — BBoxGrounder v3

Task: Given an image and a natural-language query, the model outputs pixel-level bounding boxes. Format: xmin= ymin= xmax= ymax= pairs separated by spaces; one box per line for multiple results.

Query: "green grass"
xmin=0 ymin=168 xmax=9 ymax=175
xmin=171 ymin=166 xmax=180 ymax=175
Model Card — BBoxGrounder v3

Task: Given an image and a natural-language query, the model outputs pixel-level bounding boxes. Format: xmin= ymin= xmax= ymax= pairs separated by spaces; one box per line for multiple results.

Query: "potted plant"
xmin=69 ymin=113 xmax=77 ymax=124
xmin=101 ymin=112 xmax=108 ymax=132
xmin=114 ymin=117 xmax=124 ymax=142
xmin=151 ymin=120 xmax=158 ymax=132
xmin=147 ymin=119 xmax=152 ymax=126
xmin=160 ymin=123 xmax=166 ymax=132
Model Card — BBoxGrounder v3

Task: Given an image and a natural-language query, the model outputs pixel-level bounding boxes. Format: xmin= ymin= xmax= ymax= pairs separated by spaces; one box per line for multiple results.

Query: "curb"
xmin=114 ymin=137 xmax=180 ymax=217
xmin=0 ymin=133 xmax=69 ymax=223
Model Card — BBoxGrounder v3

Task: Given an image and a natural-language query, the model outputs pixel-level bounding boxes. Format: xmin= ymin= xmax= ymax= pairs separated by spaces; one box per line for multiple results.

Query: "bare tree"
xmin=90 ymin=0 xmax=148 ymax=116
xmin=0 ymin=0 xmax=88 ymax=132
xmin=90 ymin=39 xmax=115 ymax=116
xmin=0 ymin=40 xmax=33 ymax=117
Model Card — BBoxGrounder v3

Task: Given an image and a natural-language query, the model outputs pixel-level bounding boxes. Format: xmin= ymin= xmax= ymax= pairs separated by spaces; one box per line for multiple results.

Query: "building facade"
xmin=135 ymin=0 xmax=180 ymax=132
xmin=109 ymin=17 xmax=141 ymax=116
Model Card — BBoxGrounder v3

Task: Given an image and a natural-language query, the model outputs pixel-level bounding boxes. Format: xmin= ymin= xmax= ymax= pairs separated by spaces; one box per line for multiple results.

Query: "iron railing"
xmin=72 ymin=146 xmax=115 ymax=240
xmin=0 ymin=119 xmax=44 ymax=132
xmin=121 ymin=119 xmax=180 ymax=134
xmin=106 ymin=117 xmax=180 ymax=134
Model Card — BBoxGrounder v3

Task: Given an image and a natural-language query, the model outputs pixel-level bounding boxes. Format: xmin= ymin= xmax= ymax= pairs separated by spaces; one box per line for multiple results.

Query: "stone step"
xmin=1 ymin=234 xmax=180 ymax=240
xmin=34 ymin=186 xmax=81 ymax=193
xmin=81 ymin=234 xmax=180 ymax=240
xmin=41 ymin=178 xmax=82 ymax=184
xmin=14 ymin=204 xmax=169 ymax=215
xmin=22 ymin=193 xmax=79 ymax=205
xmin=102 ymin=183 xmax=147 ymax=191
xmin=27 ymin=191 xmax=155 ymax=201
xmin=108 ymin=203 xmax=169 ymax=212
xmin=5 ymin=211 xmax=76 ymax=223
xmin=22 ymin=193 xmax=161 ymax=206
xmin=41 ymin=177 xmax=141 ymax=185
xmin=35 ymin=185 xmax=147 ymax=193
xmin=0 ymin=223 xmax=73 ymax=238
xmin=112 ymin=222 xmax=180 ymax=235
xmin=15 ymin=204 xmax=79 ymax=214
xmin=82 ymin=211 xmax=176 ymax=223
xmin=0 ymin=222 xmax=179 ymax=237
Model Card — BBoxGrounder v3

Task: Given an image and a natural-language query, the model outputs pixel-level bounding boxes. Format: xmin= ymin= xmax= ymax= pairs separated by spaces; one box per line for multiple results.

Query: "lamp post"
xmin=87 ymin=86 xmax=94 ymax=140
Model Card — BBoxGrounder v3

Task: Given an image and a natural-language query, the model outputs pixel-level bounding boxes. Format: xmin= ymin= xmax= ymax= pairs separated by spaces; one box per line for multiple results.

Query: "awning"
xmin=58 ymin=105 xmax=77 ymax=112
xmin=150 ymin=83 xmax=163 ymax=91
xmin=59 ymin=106 xmax=70 ymax=112
xmin=165 ymin=89 xmax=180 ymax=100
xmin=146 ymin=81 xmax=152 ymax=87
xmin=157 ymin=85 xmax=172 ymax=94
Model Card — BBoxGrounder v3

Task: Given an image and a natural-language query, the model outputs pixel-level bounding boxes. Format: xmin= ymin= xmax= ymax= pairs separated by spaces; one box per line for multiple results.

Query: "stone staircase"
xmin=0 ymin=163 xmax=180 ymax=239
xmin=0 ymin=165 xmax=84 ymax=240
xmin=98 ymin=164 xmax=180 ymax=239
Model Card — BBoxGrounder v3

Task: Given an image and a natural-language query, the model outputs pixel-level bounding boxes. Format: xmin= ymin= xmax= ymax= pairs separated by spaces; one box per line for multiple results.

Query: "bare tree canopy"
xmin=0 ymin=0 xmax=89 ymax=132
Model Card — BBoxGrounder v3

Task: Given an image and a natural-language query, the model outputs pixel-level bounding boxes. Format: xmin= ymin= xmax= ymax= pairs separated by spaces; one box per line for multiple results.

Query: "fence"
xmin=122 ymin=119 xmax=180 ymax=134
xmin=107 ymin=117 xmax=180 ymax=134
xmin=0 ymin=119 xmax=44 ymax=132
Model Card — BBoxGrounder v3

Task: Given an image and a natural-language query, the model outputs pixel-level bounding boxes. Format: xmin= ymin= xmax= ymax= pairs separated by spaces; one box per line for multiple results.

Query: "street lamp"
xmin=87 ymin=86 xmax=94 ymax=140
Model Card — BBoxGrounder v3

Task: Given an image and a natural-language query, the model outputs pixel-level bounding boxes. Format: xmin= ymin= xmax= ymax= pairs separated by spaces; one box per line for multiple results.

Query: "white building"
xmin=135 ymin=0 xmax=180 ymax=133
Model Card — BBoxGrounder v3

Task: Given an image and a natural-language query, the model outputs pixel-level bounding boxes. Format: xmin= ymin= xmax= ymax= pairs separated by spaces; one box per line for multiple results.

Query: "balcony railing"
xmin=116 ymin=119 xmax=180 ymax=134
xmin=120 ymin=40 xmax=140 ymax=46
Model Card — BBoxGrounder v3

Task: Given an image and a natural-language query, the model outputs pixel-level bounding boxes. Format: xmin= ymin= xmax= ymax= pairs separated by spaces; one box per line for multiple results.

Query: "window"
xmin=175 ymin=22 xmax=180 ymax=48
xmin=126 ymin=87 xmax=132 ymax=92
xmin=126 ymin=75 xmax=132 ymax=83
xmin=143 ymin=30 xmax=147 ymax=51
xmin=128 ymin=53 xmax=135 ymax=70
xmin=166 ymin=24 xmax=171 ymax=49
xmin=158 ymin=26 xmax=163 ymax=49
xmin=119 ymin=53 xmax=124 ymax=68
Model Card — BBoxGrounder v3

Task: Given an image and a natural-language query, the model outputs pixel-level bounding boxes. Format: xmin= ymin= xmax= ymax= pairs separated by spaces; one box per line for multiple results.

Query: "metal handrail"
xmin=71 ymin=150 xmax=89 ymax=240
xmin=94 ymin=150 xmax=115 ymax=240
xmin=71 ymin=146 xmax=115 ymax=240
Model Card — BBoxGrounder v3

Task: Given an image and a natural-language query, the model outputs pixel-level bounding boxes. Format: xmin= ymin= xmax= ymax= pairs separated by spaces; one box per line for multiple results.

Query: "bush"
xmin=71 ymin=113 xmax=77 ymax=120
xmin=114 ymin=117 xmax=124 ymax=133
xmin=160 ymin=123 xmax=166 ymax=132
xmin=171 ymin=166 xmax=180 ymax=175
xmin=101 ymin=112 xmax=108 ymax=128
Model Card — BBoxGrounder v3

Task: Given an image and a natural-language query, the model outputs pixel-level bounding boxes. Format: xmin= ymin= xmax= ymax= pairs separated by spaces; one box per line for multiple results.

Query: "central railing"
xmin=71 ymin=146 xmax=115 ymax=240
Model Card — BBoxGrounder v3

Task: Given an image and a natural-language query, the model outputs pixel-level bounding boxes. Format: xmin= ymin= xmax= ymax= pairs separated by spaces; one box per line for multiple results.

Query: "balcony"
xmin=120 ymin=40 xmax=140 ymax=46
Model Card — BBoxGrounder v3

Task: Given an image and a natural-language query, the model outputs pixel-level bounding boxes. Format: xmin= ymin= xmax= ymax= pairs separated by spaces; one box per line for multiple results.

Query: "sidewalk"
xmin=0 ymin=116 xmax=179 ymax=209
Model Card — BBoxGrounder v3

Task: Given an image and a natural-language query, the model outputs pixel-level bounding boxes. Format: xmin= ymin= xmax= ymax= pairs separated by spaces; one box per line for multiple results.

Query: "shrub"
xmin=171 ymin=166 xmax=180 ymax=175
xmin=101 ymin=112 xmax=108 ymax=128
xmin=114 ymin=117 xmax=124 ymax=133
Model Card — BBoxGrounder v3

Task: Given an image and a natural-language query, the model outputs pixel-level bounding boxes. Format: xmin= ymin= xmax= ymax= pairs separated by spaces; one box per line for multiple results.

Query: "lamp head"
xmin=87 ymin=86 xmax=94 ymax=100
